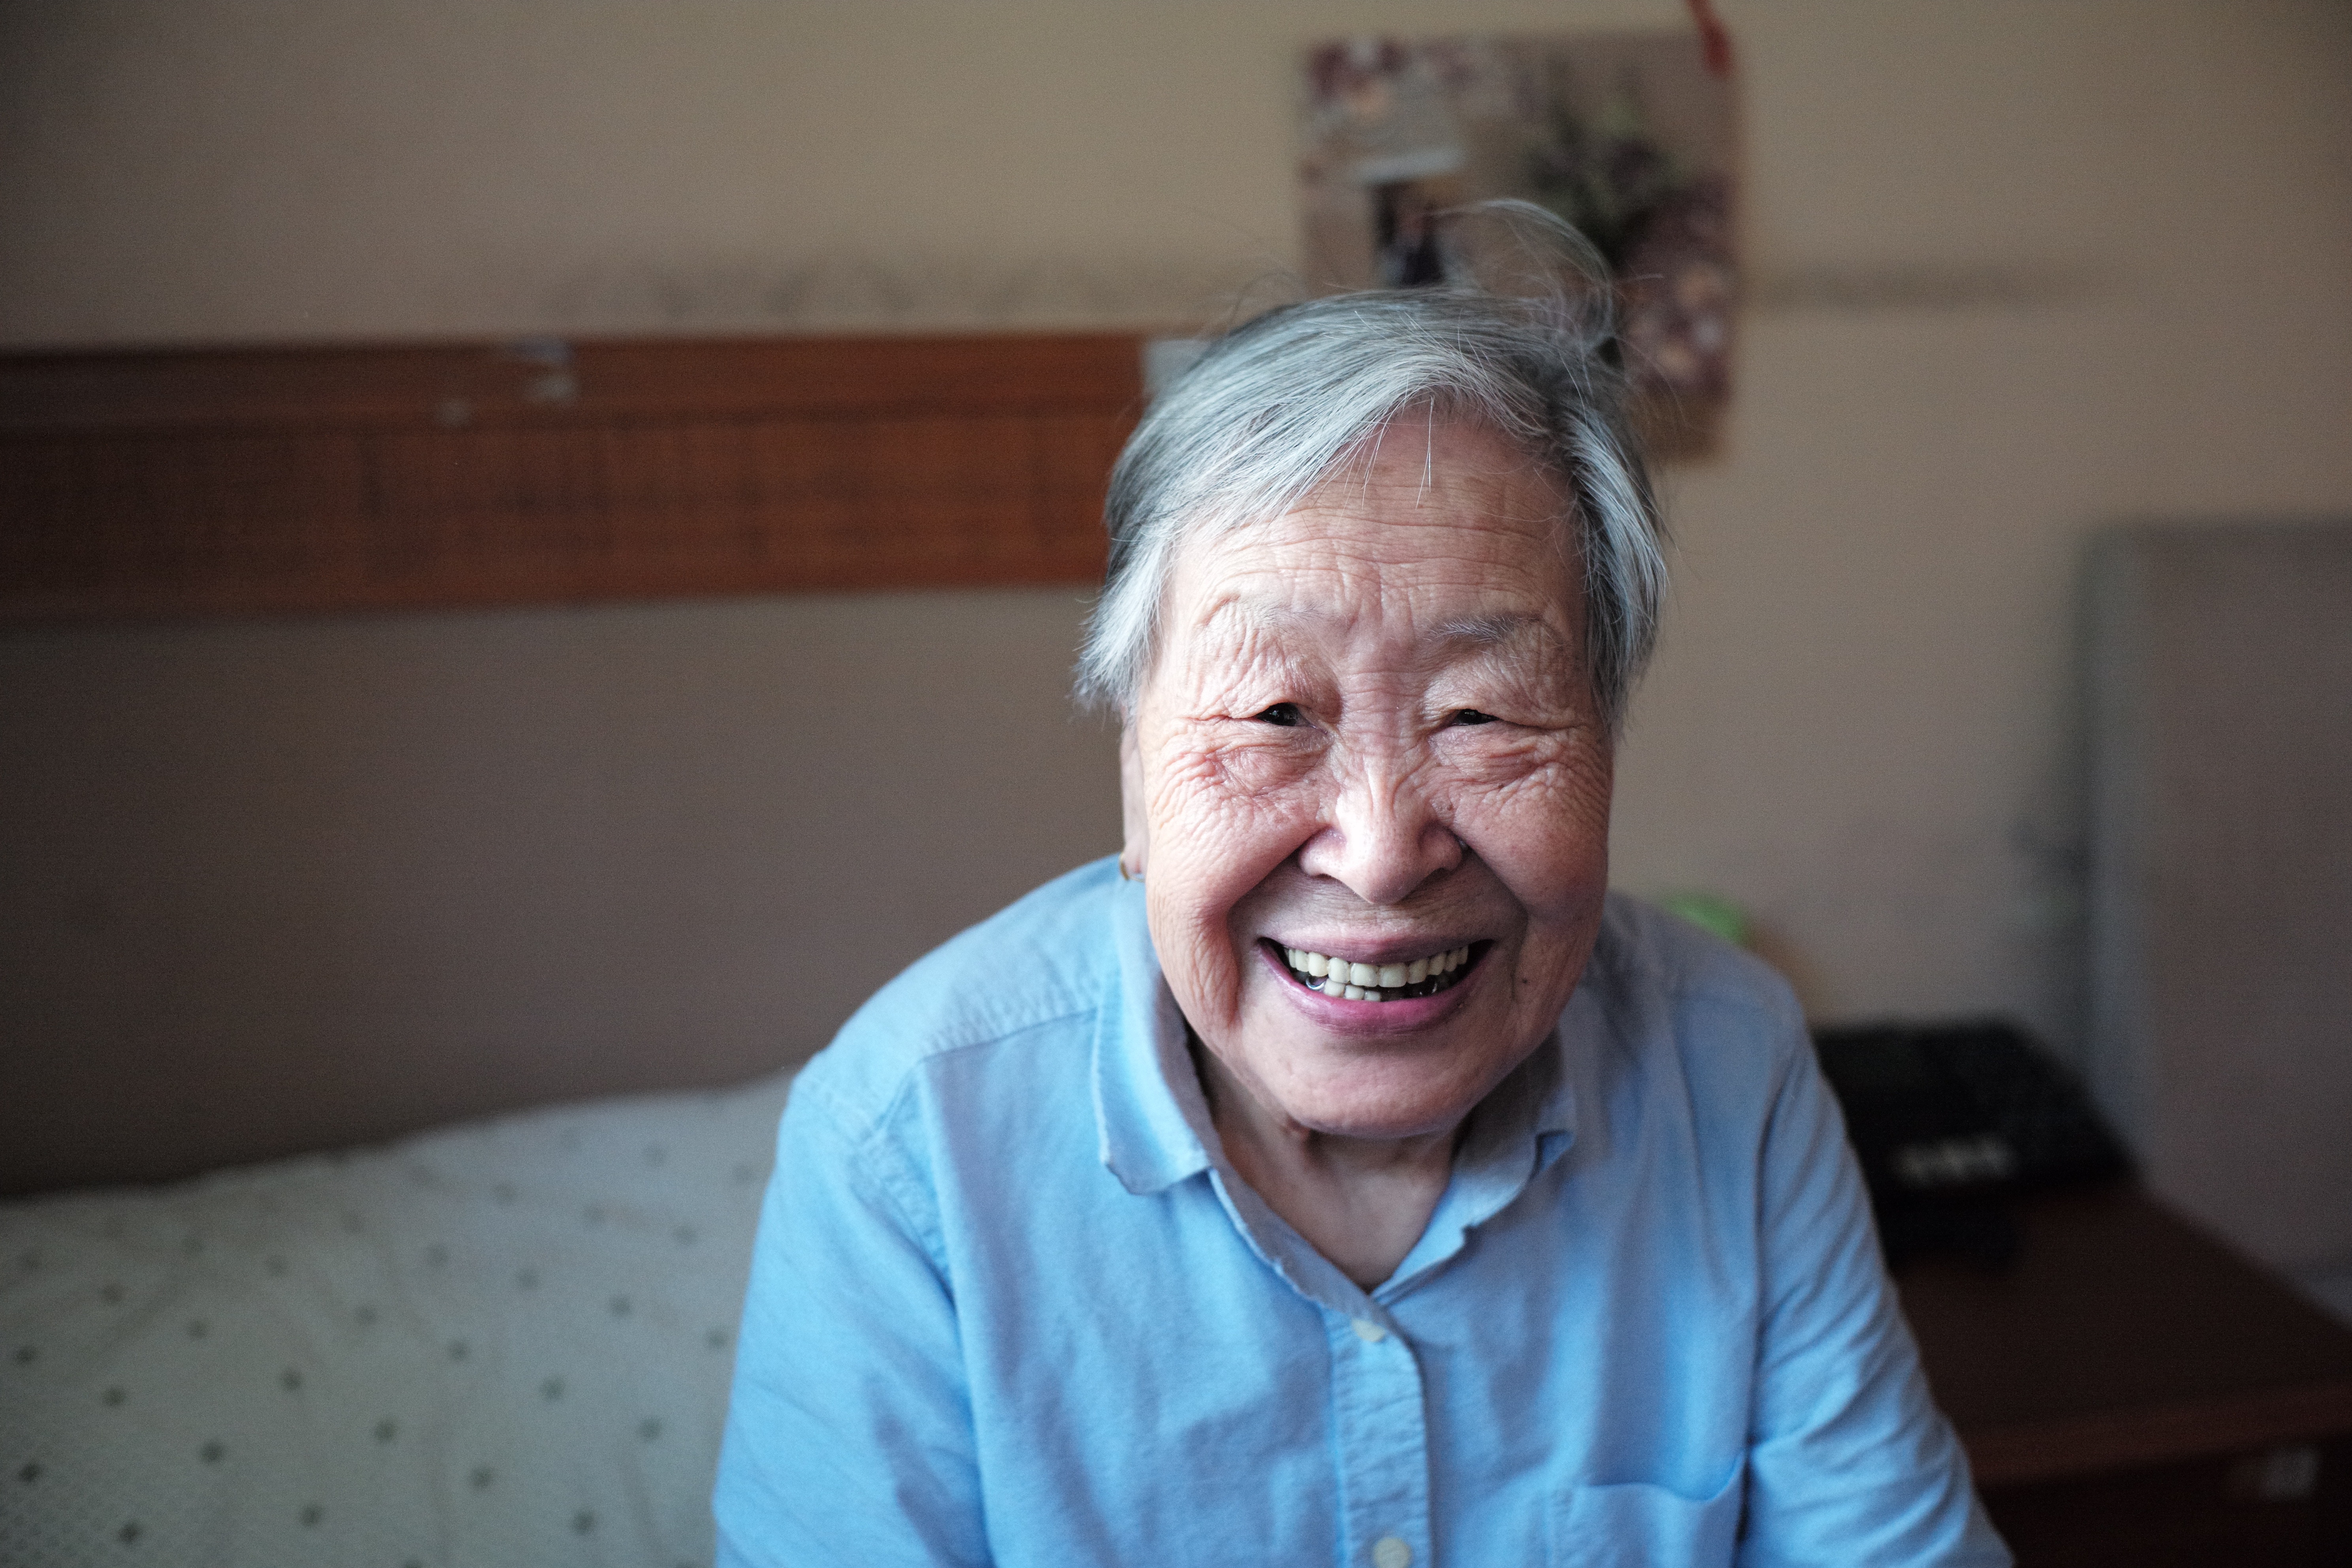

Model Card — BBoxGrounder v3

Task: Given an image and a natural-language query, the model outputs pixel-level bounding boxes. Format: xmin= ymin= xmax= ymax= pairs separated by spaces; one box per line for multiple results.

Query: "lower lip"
xmin=1259 ymin=942 xmax=1480 ymax=1032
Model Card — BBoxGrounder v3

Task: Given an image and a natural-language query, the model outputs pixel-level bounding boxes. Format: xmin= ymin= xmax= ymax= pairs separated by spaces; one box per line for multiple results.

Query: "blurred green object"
xmin=1658 ymin=891 xmax=1751 ymax=948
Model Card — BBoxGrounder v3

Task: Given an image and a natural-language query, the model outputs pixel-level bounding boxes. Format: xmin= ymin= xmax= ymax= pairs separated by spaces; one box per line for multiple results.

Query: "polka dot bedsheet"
xmin=0 ymin=1071 xmax=795 ymax=1568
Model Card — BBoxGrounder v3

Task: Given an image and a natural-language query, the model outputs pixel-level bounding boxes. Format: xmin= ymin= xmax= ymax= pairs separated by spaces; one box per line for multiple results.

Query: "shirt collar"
xmin=1091 ymin=874 xmax=1214 ymax=1194
xmin=1377 ymin=1016 xmax=1580 ymax=1297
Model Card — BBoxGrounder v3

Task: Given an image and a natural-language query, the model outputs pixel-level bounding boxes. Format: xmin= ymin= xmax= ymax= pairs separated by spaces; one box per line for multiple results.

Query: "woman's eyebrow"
xmin=1192 ymin=595 xmax=1292 ymax=656
xmin=1182 ymin=598 xmax=1313 ymax=692
xmin=1433 ymin=611 xmax=1565 ymax=655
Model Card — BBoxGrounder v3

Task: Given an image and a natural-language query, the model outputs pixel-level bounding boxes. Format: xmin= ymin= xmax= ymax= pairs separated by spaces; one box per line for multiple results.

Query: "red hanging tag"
xmin=1688 ymin=0 xmax=1735 ymax=78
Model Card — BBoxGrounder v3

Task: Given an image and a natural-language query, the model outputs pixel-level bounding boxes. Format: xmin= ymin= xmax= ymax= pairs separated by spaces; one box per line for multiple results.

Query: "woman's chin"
xmin=1250 ymin=1051 xmax=1496 ymax=1143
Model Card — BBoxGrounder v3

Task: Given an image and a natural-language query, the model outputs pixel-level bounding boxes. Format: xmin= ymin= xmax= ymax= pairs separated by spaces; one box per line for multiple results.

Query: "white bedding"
xmin=0 ymin=1072 xmax=793 ymax=1568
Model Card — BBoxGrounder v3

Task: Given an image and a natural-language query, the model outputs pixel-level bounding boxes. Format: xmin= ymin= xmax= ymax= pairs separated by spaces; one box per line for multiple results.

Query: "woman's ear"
xmin=1118 ymin=723 xmax=1147 ymax=880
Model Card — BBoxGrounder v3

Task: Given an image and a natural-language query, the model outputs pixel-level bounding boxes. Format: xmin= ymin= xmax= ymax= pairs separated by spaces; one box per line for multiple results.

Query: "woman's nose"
xmin=1295 ymin=767 xmax=1462 ymax=906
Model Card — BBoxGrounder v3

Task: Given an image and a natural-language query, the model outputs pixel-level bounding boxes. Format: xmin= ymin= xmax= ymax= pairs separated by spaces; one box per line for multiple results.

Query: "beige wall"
xmin=0 ymin=591 xmax=1124 ymax=1188
xmin=3 ymin=2 xmax=2350 ymax=1171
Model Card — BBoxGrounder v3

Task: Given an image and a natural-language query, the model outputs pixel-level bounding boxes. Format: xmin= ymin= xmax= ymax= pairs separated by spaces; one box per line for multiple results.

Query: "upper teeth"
xmin=1281 ymin=944 xmax=1472 ymax=1001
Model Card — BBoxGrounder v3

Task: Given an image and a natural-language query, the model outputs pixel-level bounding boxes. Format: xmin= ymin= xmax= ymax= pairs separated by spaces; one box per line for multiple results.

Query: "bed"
xmin=2 ymin=1072 xmax=796 ymax=1566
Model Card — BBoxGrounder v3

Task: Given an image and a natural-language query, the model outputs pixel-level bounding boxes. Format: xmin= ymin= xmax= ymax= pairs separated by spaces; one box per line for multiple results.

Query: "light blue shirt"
xmin=714 ymin=859 xmax=2007 ymax=1567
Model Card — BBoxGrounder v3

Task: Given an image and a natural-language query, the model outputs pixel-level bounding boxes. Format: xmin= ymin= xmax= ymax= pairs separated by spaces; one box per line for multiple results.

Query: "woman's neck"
xmin=1190 ymin=1037 xmax=1461 ymax=1291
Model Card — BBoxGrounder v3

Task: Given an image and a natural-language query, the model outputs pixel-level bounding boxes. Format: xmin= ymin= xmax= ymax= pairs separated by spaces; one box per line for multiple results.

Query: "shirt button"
xmin=1351 ymin=1318 xmax=1387 ymax=1344
xmin=1372 ymin=1535 xmax=1412 ymax=1568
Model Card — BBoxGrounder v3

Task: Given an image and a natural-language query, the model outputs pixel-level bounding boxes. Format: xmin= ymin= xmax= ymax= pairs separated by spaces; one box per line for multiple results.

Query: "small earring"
xmin=1118 ymin=855 xmax=1141 ymax=882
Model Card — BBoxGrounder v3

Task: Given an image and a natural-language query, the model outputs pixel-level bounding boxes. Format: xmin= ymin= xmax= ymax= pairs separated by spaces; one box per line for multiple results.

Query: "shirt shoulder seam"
xmin=807 ymin=991 xmax=1110 ymax=1150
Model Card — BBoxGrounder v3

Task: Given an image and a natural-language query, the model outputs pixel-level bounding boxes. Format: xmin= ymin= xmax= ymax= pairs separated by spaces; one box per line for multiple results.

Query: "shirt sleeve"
xmin=712 ymin=1074 xmax=989 ymax=1568
xmin=1737 ymin=1040 xmax=2013 ymax=1567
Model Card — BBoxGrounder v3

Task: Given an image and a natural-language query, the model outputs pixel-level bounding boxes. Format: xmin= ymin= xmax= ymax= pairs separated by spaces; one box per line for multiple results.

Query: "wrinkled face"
xmin=1127 ymin=418 xmax=1615 ymax=1142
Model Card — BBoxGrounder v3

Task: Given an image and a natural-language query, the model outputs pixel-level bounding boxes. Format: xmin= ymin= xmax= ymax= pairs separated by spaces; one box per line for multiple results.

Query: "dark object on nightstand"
xmin=1814 ymin=1018 xmax=2132 ymax=1268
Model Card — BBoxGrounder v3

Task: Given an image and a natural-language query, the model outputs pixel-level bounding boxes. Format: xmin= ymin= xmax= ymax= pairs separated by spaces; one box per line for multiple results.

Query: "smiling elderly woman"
xmin=714 ymin=249 xmax=2007 ymax=1568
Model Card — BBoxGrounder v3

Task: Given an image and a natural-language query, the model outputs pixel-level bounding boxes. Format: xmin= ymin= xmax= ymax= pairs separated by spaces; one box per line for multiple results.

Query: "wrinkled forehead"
xmin=1178 ymin=416 xmax=1579 ymax=596
xmin=1295 ymin=413 xmax=1573 ymax=529
xmin=1154 ymin=419 xmax=1587 ymax=682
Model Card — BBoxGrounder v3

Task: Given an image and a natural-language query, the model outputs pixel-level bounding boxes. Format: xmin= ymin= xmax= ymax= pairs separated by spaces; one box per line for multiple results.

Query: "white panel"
xmin=2088 ymin=522 xmax=2352 ymax=1271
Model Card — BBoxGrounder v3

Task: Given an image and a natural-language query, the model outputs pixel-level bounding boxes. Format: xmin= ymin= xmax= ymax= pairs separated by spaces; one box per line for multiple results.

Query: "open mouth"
xmin=1272 ymin=940 xmax=1483 ymax=1003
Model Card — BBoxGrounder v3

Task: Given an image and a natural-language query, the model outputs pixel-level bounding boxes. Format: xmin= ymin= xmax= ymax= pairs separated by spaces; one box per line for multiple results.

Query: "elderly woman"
xmin=713 ymin=237 xmax=2006 ymax=1567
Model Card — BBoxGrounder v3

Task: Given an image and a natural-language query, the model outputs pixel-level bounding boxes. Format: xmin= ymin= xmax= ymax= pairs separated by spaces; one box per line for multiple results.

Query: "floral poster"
xmin=1299 ymin=32 xmax=1739 ymax=455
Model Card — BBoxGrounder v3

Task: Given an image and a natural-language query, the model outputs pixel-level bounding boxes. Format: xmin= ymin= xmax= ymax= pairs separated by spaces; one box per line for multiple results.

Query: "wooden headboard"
xmin=0 ymin=332 xmax=1144 ymax=621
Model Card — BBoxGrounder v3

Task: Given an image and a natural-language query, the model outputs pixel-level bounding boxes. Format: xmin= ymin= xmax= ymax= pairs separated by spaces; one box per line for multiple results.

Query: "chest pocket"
xmin=1548 ymin=1465 xmax=1744 ymax=1568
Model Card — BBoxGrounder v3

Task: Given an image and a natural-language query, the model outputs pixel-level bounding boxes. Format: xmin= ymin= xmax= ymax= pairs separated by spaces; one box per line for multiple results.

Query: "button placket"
xmin=1327 ymin=1309 xmax=1432 ymax=1568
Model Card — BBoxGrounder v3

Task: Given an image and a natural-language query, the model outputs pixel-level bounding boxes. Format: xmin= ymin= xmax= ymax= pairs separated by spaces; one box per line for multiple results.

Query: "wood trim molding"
xmin=0 ymin=333 xmax=1144 ymax=621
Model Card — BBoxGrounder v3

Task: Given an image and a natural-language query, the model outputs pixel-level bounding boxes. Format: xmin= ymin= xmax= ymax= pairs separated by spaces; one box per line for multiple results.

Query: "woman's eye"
xmin=1252 ymin=702 xmax=1304 ymax=727
xmin=1452 ymin=709 xmax=1499 ymax=726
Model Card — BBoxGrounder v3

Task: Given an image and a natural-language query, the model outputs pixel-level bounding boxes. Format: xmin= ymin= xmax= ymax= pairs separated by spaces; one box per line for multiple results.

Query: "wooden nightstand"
xmin=1899 ymin=1186 xmax=2352 ymax=1566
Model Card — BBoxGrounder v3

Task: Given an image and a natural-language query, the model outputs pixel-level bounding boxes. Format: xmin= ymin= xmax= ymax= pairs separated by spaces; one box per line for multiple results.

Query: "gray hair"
xmin=1075 ymin=206 xmax=1667 ymax=733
